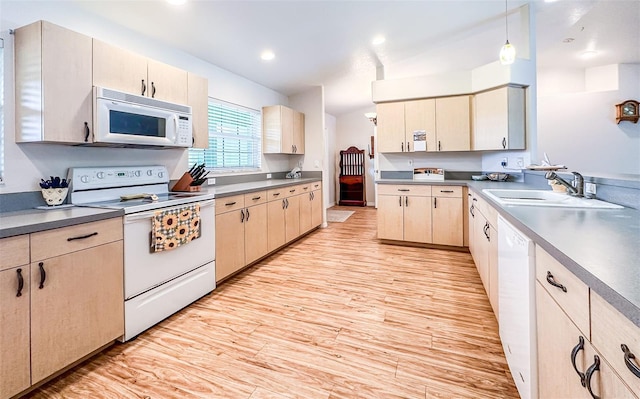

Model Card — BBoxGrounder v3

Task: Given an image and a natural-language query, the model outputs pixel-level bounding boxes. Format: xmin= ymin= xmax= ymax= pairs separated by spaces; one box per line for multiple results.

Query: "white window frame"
xmin=188 ymin=98 xmax=262 ymax=174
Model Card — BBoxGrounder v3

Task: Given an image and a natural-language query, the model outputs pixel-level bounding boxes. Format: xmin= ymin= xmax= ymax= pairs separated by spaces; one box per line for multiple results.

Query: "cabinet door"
xmin=473 ymin=213 xmax=490 ymax=291
xmin=468 ymin=193 xmax=477 ymax=260
xmin=245 ymin=204 xmax=268 ymax=265
xmin=377 ymin=195 xmax=404 ymax=241
xmin=311 ymin=188 xmax=323 ymax=228
xmin=536 ymin=282 xmax=590 ymax=399
xmin=285 ymin=195 xmax=301 ymax=242
xmin=405 ymin=99 xmax=436 ymax=152
xmin=280 ymin=106 xmax=295 ymax=154
xmin=299 ymin=193 xmax=313 ymax=233
xmin=432 ymin=197 xmax=463 ymax=246
xmin=30 ymin=241 xmax=124 ymax=384
xmin=0 ymin=267 xmax=30 ymax=398
xmin=293 ymin=110 xmax=305 ymax=154
xmin=377 ymin=102 xmax=406 ymax=153
xmin=263 ymin=105 xmax=294 ymax=154
xmin=435 ymin=96 xmax=471 ymax=151
xmin=188 ymin=72 xmax=209 ymax=149
xmin=16 ymin=21 xmax=93 ymax=144
xmin=488 ymin=224 xmax=499 ymax=319
xmin=473 ymin=87 xmax=508 ymax=151
xmin=215 ymin=210 xmax=246 ymax=282
xmin=267 ymin=199 xmax=286 ymax=252
xmin=403 ymin=195 xmax=432 ymax=244
xmin=93 ymin=39 xmax=147 ymax=96
xmin=147 ymin=59 xmax=188 ymax=104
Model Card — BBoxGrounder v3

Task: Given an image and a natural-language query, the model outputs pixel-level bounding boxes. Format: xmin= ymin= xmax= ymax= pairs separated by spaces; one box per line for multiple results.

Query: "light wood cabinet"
xmin=431 ymin=186 xmax=463 ymax=246
xmin=299 ymin=186 xmax=313 ymax=234
xmin=311 ymin=182 xmax=323 ymax=228
xmin=262 ymin=105 xmax=305 ymax=154
xmin=377 ymin=185 xmax=432 ymax=243
xmin=405 ymin=99 xmax=436 ymax=152
xmin=376 ymin=102 xmax=406 ymax=153
xmin=0 ymin=237 xmax=30 ymax=399
xmin=30 ymin=241 xmax=124 ymax=384
xmin=299 ymin=183 xmax=323 ymax=234
xmin=434 ymin=96 xmax=471 ymax=152
xmin=187 ymin=72 xmax=209 ymax=149
xmin=473 ymin=86 xmax=526 ymax=151
xmin=15 ymin=20 xmax=93 ymax=144
xmin=93 ymin=39 xmax=188 ymax=104
xmin=245 ymin=200 xmax=268 ymax=266
xmin=285 ymin=194 xmax=301 ymax=242
xmin=267 ymin=196 xmax=287 ymax=252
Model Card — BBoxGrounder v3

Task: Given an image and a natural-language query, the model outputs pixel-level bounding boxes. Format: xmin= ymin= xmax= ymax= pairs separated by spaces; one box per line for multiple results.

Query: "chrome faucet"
xmin=545 ymin=171 xmax=584 ymax=197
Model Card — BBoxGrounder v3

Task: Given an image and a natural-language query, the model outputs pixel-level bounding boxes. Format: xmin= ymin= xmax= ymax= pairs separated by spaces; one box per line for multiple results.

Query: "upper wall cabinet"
xmin=93 ymin=40 xmax=188 ymax=105
xmin=187 ymin=73 xmax=209 ymax=149
xmin=377 ymin=95 xmax=470 ymax=153
xmin=15 ymin=21 xmax=93 ymax=144
xmin=473 ymin=86 xmax=526 ymax=151
xmin=262 ymin=105 xmax=305 ymax=154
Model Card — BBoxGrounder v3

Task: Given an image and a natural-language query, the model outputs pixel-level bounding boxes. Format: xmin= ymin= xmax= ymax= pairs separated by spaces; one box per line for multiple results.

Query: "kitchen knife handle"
xmin=67 ymin=232 xmax=98 ymax=242
xmin=570 ymin=336 xmax=586 ymax=386
xmin=585 ymin=355 xmax=601 ymax=399
xmin=546 ymin=271 xmax=568 ymax=293
xmin=84 ymin=122 xmax=90 ymax=142
xmin=141 ymin=79 xmax=146 ymax=96
xmin=621 ymin=344 xmax=640 ymax=379
xmin=16 ymin=268 xmax=24 ymax=297
xmin=38 ymin=262 xmax=46 ymax=289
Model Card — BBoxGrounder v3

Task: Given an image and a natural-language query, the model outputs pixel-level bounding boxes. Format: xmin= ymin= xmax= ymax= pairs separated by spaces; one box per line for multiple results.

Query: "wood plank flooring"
xmin=26 ymin=206 xmax=519 ymax=399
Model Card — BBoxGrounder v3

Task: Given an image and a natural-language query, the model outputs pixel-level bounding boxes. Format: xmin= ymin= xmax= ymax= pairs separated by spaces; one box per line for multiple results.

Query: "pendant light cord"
xmin=505 ymin=0 xmax=509 ymax=43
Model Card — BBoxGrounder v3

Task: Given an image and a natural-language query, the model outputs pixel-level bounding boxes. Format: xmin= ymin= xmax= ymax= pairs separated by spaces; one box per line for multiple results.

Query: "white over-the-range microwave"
xmin=92 ymin=86 xmax=193 ymax=148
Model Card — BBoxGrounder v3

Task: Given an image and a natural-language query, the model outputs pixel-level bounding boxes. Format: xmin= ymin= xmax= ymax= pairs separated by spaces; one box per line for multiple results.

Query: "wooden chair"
xmin=338 ymin=146 xmax=366 ymax=206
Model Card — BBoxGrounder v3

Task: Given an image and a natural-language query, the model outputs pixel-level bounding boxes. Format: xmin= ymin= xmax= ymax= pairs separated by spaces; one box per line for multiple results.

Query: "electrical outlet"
xmin=266 ymin=173 xmax=272 ymax=179
xmin=208 ymin=177 xmax=216 ymax=185
xmin=501 ymin=158 xmax=508 ymax=167
xmin=516 ymin=157 xmax=524 ymax=168
xmin=297 ymin=160 xmax=303 ymax=168
xmin=408 ymin=159 xmax=414 ymax=167
xmin=585 ymin=182 xmax=597 ymax=195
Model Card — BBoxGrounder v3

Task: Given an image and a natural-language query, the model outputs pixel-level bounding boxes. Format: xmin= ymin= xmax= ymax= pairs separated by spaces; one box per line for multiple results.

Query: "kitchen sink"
xmin=482 ymin=189 xmax=623 ymax=209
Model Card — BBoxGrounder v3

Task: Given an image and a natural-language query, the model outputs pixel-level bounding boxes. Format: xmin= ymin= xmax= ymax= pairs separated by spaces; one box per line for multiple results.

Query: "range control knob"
xmin=96 ymin=172 xmax=105 ymax=179
xmin=157 ymin=171 xmax=164 ymax=178
xmin=147 ymin=169 xmax=153 ymax=176
xmin=80 ymin=175 xmax=89 ymax=183
xmin=134 ymin=170 xmax=141 ymax=177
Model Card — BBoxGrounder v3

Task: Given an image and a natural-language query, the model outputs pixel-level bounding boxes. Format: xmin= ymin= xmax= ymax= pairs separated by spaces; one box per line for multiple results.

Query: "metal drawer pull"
xmin=246 ymin=208 xmax=250 ymax=221
xmin=398 ymin=189 xmax=410 ymax=192
xmin=273 ymin=193 xmax=280 ymax=196
xmin=570 ymin=336 xmax=587 ymax=386
xmin=67 ymin=232 xmax=98 ymax=241
xmin=434 ymin=197 xmax=437 ymax=208
xmin=440 ymin=190 xmax=454 ymax=193
xmin=303 ymin=187 xmax=308 ymax=190
xmin=398 ymin=196 xmax=402 ymax=207
xmin=472 ymin=198 xmax=477 ymax=202
xmin=240 ymin=209 xmax=245 ymax=223
xmin=285 ymin=198 xmax=289 ymax=208
xmin=84 ymin=122 xmax=90 ymax=142
xmin=290 ymin=189 xmax=296 ymax=193
xmin=470 ymin=204 xmax=475 ymax=218
xmin=585 ymin=355 xmax=601 ymax=399
xmin=38 ymin=262 xmax=46 ymax=289
xmin=141 ymin=79 xmax=146 ymax=96
xmin=252 ymin=196 xmax=261 ymax=200
xmin=225 ymin=201 xmax=237 ymax=206
xmin=282 ymin=199 xmax=286 ymax=209
xmin=621 ymin=344 xmax=640 ymax=379
xmin=16 ymin=268 xmax=24 ymax=297
xmin=546 ymin=271 xmax=567 ymax=292
xmin=405 ymin=196 xmax=408 ymax=206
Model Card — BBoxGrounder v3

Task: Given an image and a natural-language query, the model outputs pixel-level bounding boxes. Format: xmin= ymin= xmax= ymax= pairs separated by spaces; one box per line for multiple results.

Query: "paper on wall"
xmin=413 ymin=130 xmax=426 ymax=151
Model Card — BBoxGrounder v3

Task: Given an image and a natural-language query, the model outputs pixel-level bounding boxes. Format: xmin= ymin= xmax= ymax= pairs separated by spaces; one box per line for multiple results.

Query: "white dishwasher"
xmin=498 ymin=216 xmax=537 ymax=399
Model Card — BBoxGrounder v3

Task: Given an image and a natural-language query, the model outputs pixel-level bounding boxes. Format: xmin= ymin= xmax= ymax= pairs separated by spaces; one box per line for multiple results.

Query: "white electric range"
xmin=69 ymin=166 xmax=216 ymax=341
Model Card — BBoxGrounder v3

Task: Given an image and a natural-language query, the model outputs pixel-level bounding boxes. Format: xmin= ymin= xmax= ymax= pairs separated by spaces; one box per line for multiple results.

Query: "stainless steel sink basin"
xmin=482 ymin=189 xmax=623 ymax=209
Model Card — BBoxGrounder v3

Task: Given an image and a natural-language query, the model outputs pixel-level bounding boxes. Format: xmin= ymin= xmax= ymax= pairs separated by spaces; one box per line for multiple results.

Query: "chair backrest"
xmin=339 ymin=146 xmax=364 ymax=177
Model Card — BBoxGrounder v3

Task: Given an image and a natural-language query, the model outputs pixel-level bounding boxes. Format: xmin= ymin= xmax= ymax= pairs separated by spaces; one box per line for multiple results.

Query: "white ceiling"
xmin=71 ymin=0 xmax=640 ymax=116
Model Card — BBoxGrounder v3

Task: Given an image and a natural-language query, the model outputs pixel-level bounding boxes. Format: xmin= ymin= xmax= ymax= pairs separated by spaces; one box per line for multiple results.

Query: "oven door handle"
xmin=124 ymin=199 xmax=215 ymax=223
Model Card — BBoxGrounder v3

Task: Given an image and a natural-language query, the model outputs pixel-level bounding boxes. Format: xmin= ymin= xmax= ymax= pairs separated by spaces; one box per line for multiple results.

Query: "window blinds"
xmin=188 ymin=99 xmax=262 ymax=172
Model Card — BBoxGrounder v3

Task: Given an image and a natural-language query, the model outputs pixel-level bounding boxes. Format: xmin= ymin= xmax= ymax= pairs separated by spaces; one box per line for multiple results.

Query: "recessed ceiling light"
xmin=580 ymin=50 xmax=598 ymax=58
xmin=166 ymin=0 xmax=187 ymax=5
xmin=261 ymin=50 xmax=275 ymax=61
xmin=372 ymin=35 xmax=386 ymax=46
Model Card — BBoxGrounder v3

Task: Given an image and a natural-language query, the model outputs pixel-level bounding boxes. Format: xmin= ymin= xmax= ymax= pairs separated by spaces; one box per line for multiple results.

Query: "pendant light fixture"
xmin=499 ymin=0 xmax=516 ymax=65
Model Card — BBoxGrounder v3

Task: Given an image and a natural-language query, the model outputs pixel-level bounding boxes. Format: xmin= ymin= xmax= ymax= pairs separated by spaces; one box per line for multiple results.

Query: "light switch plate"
xmin=585 ymin=182 xmax=597 ymax=195
xmin=266 ymin=173 xmax=272 ymax=179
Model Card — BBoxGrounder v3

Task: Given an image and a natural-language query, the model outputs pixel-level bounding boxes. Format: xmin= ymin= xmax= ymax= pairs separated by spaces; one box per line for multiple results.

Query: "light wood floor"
xmin=27 ymin=206 xmax=519 ymax=399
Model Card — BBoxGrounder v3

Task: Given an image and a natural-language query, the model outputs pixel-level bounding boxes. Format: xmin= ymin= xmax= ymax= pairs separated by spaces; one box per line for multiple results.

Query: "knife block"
xmin=171 ymin=173 xmax=201 ymax=192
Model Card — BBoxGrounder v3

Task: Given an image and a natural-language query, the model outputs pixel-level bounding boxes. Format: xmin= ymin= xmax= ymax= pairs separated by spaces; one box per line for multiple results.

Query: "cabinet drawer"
xmin=311 ymin=181 xmax=322 ymax=191
xmin=267 ymin=187 xmax=287 ymax=201
xmin=31 ymin=218 xmax=123 ymax=261
xmin=377 ymin=184 xmax=431 ymax=196
xmin=216 ymin=194 xmax=245 ymax=215
xmin=591 ymin=292 xmax=640 ymax=397
xmin=432 ymin=185 xmax=462 ymax=198
xmin=298 ymin=183 xmax=311 ymax=193
xmin=284 ymin=184 xmax=304 ymax=197
xmin=0 ymin=235 xmax=30 ymax=271
xmin=535 ymin=246 xmax=590 ymax=336
xmin=244 ymin=191 xmax=267 ymax=206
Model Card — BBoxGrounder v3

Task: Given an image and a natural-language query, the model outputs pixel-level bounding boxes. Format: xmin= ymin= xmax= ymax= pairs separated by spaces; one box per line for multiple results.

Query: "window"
xmin=188 ymin=99 xmax=261 ymax=172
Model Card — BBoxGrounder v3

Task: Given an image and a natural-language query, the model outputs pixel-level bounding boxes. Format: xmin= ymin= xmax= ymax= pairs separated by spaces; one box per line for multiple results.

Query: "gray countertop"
xmin=205 ymin=177 xmax=322 ymax=198
xmin=0 ymin=207 xmax=123 ymax=238
xmin=377 ymin=178 xmax=640 ymax=327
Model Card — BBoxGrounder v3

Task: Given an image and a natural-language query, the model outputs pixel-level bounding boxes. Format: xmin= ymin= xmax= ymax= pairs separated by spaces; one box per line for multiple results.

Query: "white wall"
xmin=325 ymin=113 xmax=336 ymax=207
xmin=1 ymin=1 xmax=289 ymax=194
xmin=335 ymin=106 xmax=377 ymax=205
xmin=537 ymin=64 xmax=640 ymax=176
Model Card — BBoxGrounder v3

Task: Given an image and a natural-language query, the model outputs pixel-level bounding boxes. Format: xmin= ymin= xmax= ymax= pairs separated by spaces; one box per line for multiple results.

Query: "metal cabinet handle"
xmin=407 ymin=141 xmax=410 ymax=152
xmin=434 ymin=197 xmax=437 ymax=208
xmin=240 ymin=209 xmax=245 ymax=223
xmin=585 ymin=355 xmax=601 ymax=399
xmin=405 ymin=196 xmax=408 ymax=206
xmin=397 ymin=189 xmax=410 ymax=192
xmin=484 ymin=222 xmax=490 ymax=241
xmin=441 ymin=190 xmax=454 ymax=193
xmin=290 ymin=189 xmax=296 ymax=193
xmin=438 ymin=141 xmax=441 ymax=151
xmin=84 ymin=122 xmax=90 ymax=142
xmin=470 ymin=204 xmax=475 ymax=218
xmin=273 ymin=193 xmax=280 ymax=197
xmin=303 ymin=187 xmax=309 ymax=190
xmin=570 ymin=336 xmax=587 ymax=386
xmin=285 ymin=198 xmax=289 ymax=208
xmin=282 ymin=199 xmax=286 ymax=209
xmin=67 ymin=232 xmax=98 ymax=241
xmin=398 ymin=196 xmax=402 ymax=207
xmin=401 ymin=142 xmax=404 ymax=152
xmin=38 ymin=262 xmax=46 ymax=289
xmin=252 ymin=196 xmax=261 ymax=200
xmin=246 ymin=208 xmax=250 ymax=221
xmin=546 ymin=271 xmax=568 ymax=292
xmin=141 ymin=79 xmax=146 ymax=96
xmin=16 ymin=268 xmax=24 ymax=297
xmin=225 ymin=201 xmax=237 ymax=206
xmin=621 ymin=344 xmax=640 ymax=379
xmin=502 ymin=137 xmax=507 ymax=149
xmin=151 ymin=82 xmax=156 ymax=98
